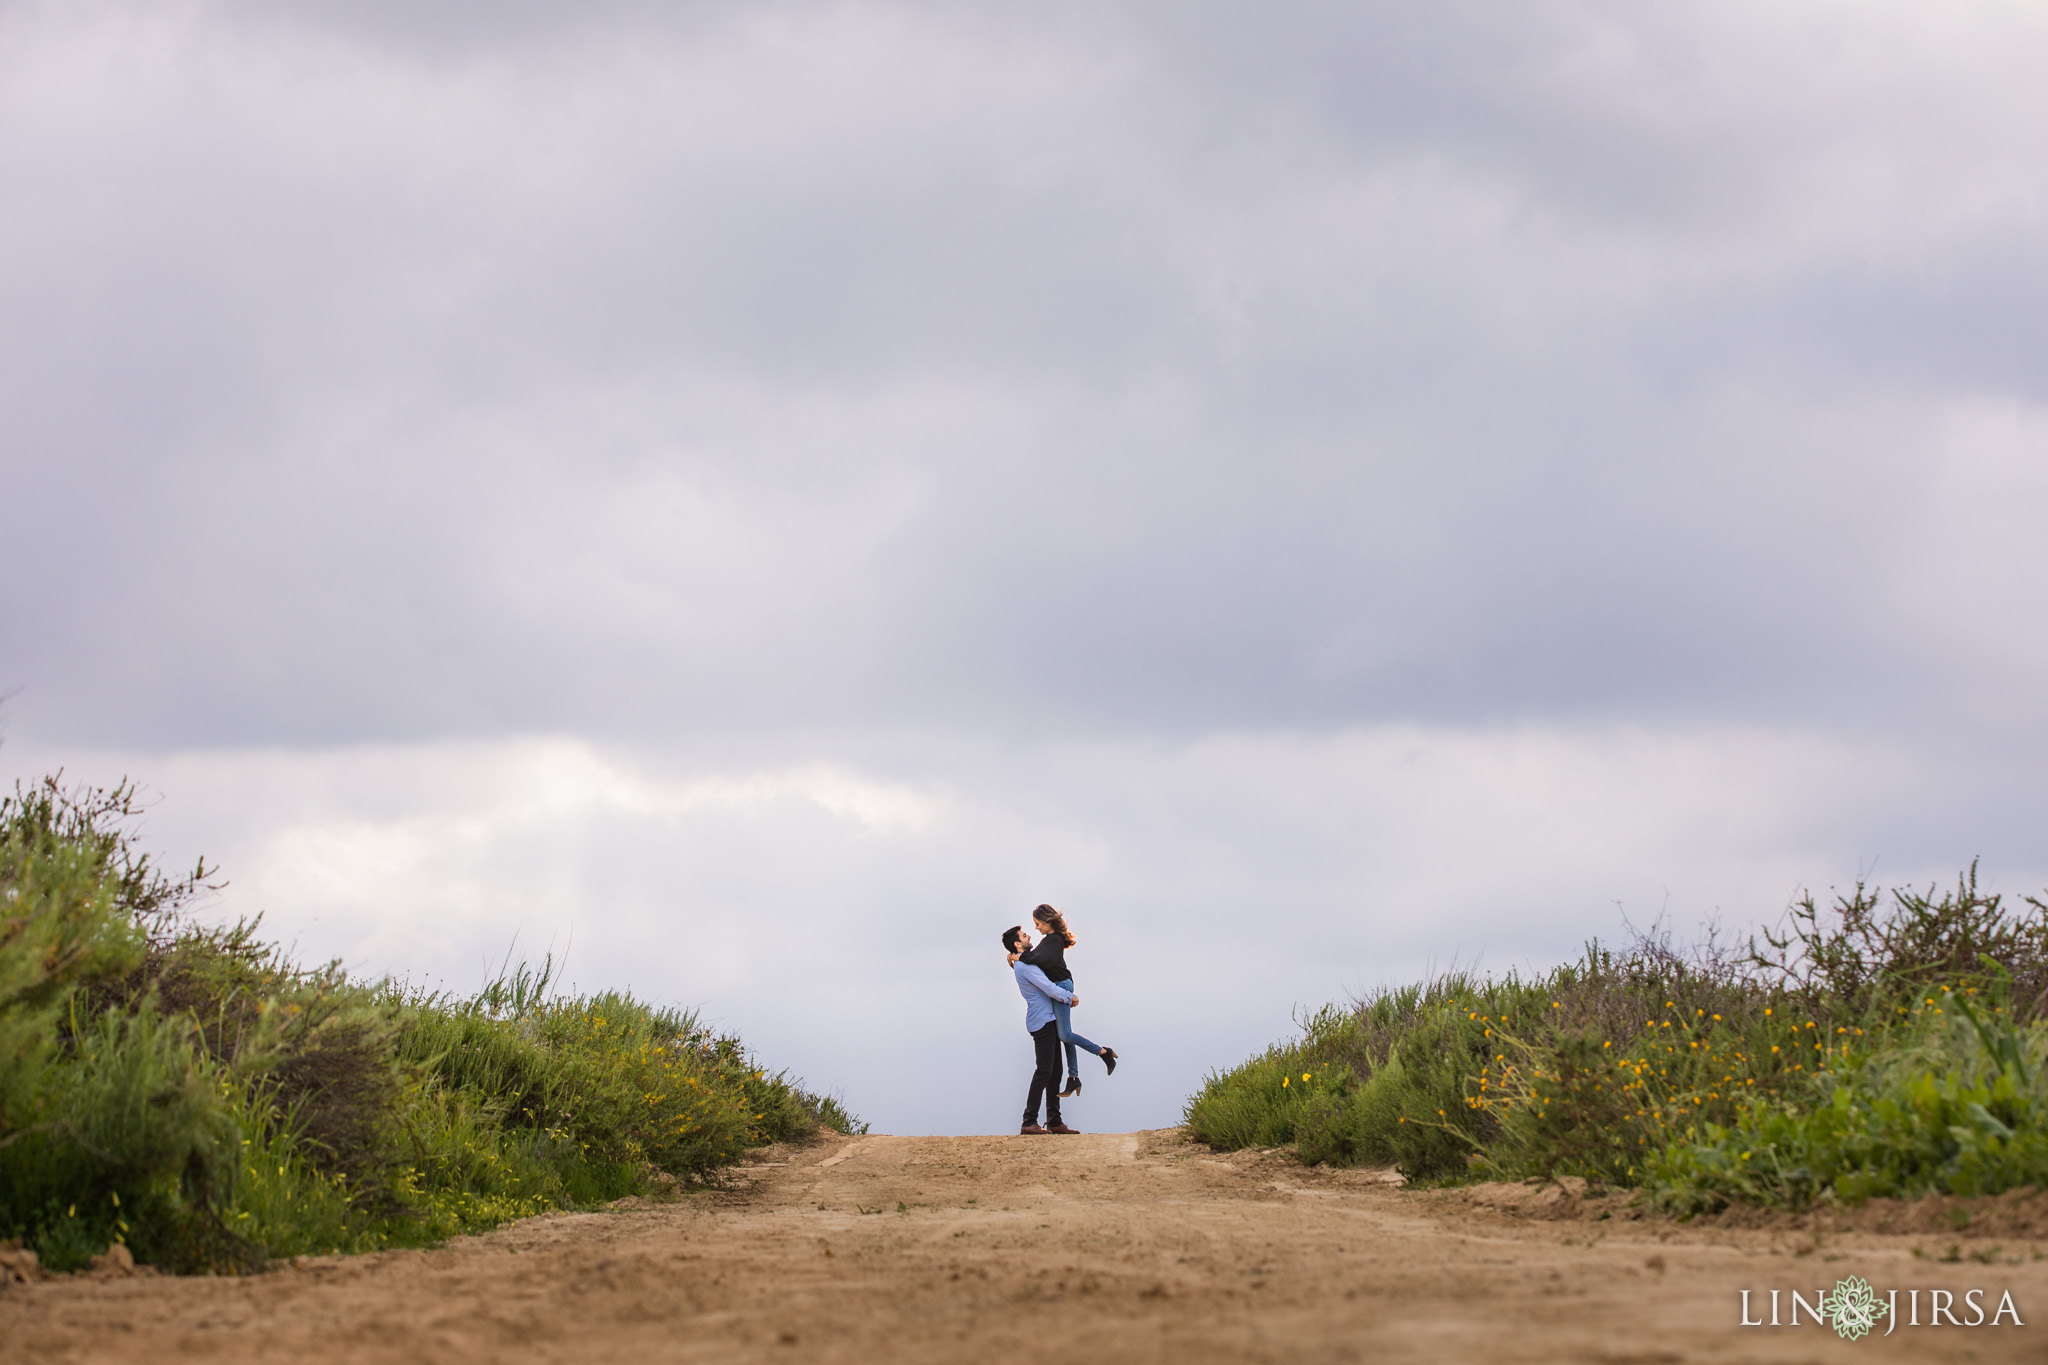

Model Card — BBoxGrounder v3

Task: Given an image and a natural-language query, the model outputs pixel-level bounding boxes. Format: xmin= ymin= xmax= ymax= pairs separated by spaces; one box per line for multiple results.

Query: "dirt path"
xmin=5 ymin=1129 xmax=2045 ymax=1363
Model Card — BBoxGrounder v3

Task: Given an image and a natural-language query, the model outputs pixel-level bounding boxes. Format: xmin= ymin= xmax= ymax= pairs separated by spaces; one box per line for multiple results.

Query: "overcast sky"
xmin=5 ymin=0 xmax=2046 ymax=1135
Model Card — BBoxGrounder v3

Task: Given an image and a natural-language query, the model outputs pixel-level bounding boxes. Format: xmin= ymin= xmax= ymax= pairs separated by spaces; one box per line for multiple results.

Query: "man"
xmin=1003 ymin=924 xmax=1081 ymax=1135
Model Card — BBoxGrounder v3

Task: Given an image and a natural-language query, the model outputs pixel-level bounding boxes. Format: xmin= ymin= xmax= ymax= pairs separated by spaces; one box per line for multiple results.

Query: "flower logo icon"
xmin=1820 ymin=1276 xmax=1888 ymax=1341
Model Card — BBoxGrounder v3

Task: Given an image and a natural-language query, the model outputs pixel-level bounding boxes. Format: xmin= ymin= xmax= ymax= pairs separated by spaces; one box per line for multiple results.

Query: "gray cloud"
xmin=7 ymin=3 xmax=2039 ymax=750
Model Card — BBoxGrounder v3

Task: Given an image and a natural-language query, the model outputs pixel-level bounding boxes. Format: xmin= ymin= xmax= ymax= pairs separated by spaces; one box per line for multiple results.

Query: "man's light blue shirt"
xmin=1013 ymin=960 xmax=1074 ymax=1033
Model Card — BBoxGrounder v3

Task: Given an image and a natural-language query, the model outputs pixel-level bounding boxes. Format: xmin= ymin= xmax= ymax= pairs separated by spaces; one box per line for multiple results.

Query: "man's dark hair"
xmin=1001 ymin=925 xmax=1026 ymax=954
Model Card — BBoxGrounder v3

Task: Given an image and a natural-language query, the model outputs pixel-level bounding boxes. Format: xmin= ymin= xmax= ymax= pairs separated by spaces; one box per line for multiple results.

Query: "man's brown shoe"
xmin=1047 ymin=1123 xmax=1081 ymax=1135
xmin=1020 ymin=1123 xmax=1048 ymax=1135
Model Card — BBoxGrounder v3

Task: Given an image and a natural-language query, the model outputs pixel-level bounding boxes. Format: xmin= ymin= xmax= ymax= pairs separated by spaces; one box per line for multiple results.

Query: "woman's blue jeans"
xmin=1052 ymin=978 xmax=1102 ymax=1074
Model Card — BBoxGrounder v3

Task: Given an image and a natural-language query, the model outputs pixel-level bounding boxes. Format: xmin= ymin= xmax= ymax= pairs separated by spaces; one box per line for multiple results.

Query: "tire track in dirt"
xmin=4 ymin=1128 xmax=2044 ymax=1363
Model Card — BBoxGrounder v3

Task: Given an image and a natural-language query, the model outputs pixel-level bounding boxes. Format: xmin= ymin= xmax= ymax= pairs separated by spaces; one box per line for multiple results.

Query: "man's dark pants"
xmin=1023 ymin=1019 xmax=1065 ymax=1128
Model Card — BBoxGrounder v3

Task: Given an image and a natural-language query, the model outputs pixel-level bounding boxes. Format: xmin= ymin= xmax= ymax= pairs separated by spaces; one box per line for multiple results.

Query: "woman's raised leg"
xmin=1053 ymin=979 xmax=1104 ymax=1062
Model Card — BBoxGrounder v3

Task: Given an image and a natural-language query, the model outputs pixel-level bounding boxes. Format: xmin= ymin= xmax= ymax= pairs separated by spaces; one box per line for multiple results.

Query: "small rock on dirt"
xmin=1462 ymin=1177 xmax=1588 ymax=1214
xmin=89 ymin=1244 xmax=136 ymax=1277
xmin=0 ymin=1241 xmax=44 ymax=1286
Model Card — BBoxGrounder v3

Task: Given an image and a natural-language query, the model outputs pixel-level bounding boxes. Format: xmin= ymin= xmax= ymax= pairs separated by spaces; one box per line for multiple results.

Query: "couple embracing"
xmin=1003 ymin=904 xmax=1119 ymax=1136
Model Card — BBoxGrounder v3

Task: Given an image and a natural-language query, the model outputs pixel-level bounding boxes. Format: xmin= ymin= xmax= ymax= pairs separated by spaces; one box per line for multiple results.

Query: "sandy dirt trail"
xmin=5 ymin=1128 xmax=2046 ymax=1364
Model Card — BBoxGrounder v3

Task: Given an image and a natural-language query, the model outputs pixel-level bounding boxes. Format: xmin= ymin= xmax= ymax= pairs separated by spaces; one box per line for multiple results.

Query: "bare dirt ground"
xmin=5 ymin=1128 xmax=2046 ymax=1364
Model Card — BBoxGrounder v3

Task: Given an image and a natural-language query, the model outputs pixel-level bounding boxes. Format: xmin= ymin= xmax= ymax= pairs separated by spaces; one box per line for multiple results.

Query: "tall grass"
xmin=1 ymin=775 xmax=865 ymax=1273
xmin=1185 ymin=867 xmax=2048 ymax=1212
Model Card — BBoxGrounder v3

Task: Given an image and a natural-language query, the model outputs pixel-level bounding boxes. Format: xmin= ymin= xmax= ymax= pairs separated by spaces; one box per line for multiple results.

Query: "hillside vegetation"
xmin=1186 ymin=866 xmax=2048 ymax=1213
xmin=0 ymin=776 xmax=862 ymax=1273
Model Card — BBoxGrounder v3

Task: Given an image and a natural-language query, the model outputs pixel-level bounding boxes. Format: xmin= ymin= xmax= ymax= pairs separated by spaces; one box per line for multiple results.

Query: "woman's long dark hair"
xmin=1032 ymin=904 xmax=1074 ymax=948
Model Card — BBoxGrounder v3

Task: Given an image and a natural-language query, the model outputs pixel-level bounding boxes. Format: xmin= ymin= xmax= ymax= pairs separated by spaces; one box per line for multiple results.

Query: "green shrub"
xmin=0 ymin=775 xmax=864 ymax=1271
xmin=1187 ymin=868 xmax=2048 ymax=1209
xmin=1186 ymin=1050 xmax=1357 ymax=1152
xmin=0 ymin=1005 xmax=241 ymax=1271
xmin=2 ymin=779 xmax=154 ymax=1117
xmin=1472 ymin=990 xmax=1870 ymax=1185
xmin=1187 ymin=972 xmax=1646 ymax=1180
xmin=1645 ymin=988 xmax=2048 ymax=1213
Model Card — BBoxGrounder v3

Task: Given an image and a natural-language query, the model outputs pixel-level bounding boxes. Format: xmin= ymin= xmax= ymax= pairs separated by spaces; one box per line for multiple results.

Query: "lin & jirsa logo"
xmin=1740 ymin=1275 xmax=2024 ymax=1340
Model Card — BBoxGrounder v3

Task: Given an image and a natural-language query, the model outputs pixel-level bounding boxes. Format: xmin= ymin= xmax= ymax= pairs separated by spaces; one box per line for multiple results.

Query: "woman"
xmin=1019 ymin=904 xmax=1117 ymax=1096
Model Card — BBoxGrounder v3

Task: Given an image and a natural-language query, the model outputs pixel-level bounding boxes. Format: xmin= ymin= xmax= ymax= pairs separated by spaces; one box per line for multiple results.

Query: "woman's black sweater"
xmin=1023 ymin=933 xmax=1072 ymax=984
